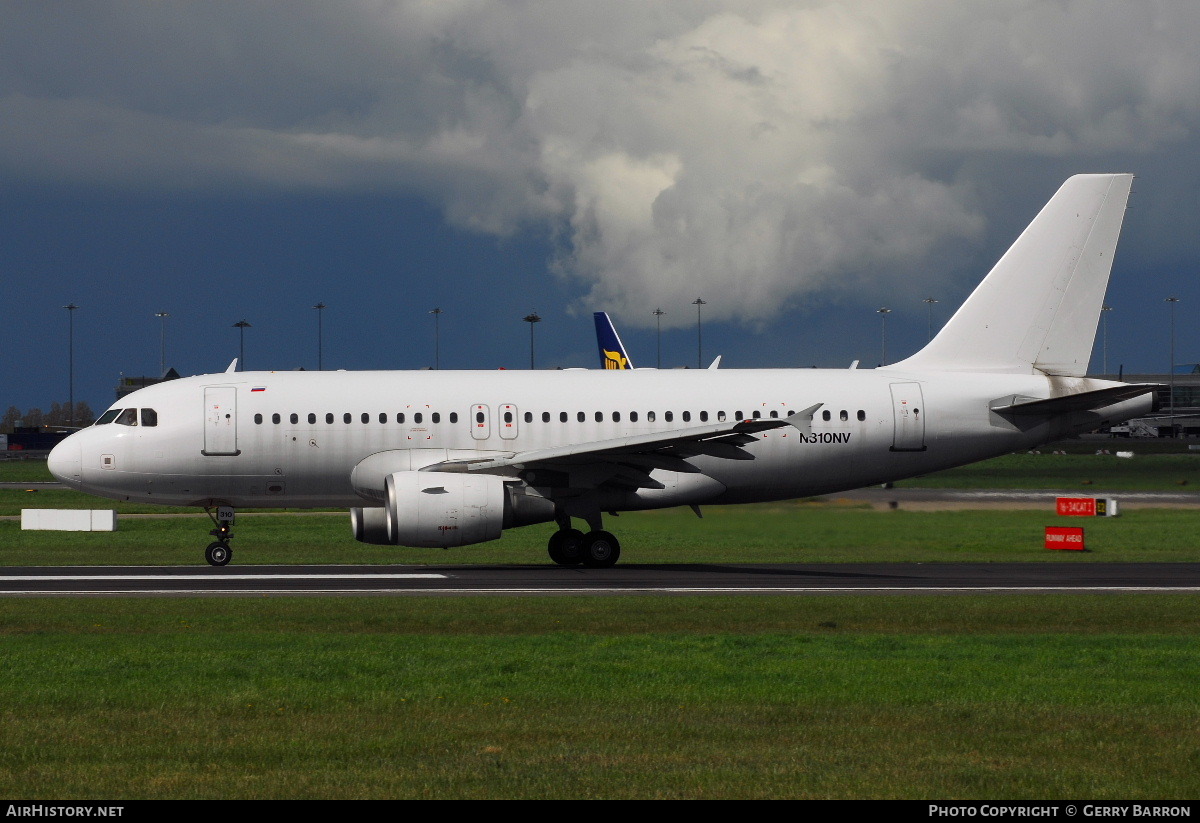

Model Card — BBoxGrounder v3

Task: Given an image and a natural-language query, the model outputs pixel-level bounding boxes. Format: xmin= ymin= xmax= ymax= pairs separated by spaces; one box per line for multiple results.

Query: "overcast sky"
xmin=3 ymin=1 xmax=1199 ymax=416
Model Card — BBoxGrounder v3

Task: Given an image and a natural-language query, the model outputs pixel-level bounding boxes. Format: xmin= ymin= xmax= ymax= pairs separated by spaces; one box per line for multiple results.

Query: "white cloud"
xmin=2 ymin=1 xmax=1198 ymax=325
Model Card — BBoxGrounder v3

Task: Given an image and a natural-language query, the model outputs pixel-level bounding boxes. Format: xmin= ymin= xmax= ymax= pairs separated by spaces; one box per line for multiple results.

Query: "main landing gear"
xmin=546 ymin=514 xmax=621 ymax=568
xmin=203 ymin=506 xmax=235 ymax=567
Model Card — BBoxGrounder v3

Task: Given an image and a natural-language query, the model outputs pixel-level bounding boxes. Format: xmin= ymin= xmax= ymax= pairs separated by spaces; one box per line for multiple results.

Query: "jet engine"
xmin=350 ymin=471 xmax=554 ymax=548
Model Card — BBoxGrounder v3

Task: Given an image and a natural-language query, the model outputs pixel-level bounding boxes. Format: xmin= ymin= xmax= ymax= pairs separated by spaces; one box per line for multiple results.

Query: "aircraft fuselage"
xmin=49 ymin=366 xmax=1150 ymax=510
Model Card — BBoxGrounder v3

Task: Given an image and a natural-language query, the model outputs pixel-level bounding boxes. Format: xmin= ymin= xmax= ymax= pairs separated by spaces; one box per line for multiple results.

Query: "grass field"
xmin=5 ymin=504 xmax=1200 ymax=565
xmin=3 ymin=454 xmax=1200 ymax=798
xmin=2 ymin=595 xmax=1200 ymax=799
xmin=896 ymin=450 xmax=1200 ymax=491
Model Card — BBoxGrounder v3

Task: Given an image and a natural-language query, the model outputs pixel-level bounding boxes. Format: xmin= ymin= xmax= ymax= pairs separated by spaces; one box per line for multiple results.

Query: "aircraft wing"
xmin=425 ymin=404 xmax=822 ymax=489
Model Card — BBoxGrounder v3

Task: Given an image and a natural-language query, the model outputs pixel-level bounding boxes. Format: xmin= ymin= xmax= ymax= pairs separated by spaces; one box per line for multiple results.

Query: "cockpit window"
xmin=140 ymin=408 xmax=158 ymax=427
xmin=115 ymin=409 xmax=138 ymax=426
xmin=95 ymin=409 xmax=122 ymax=425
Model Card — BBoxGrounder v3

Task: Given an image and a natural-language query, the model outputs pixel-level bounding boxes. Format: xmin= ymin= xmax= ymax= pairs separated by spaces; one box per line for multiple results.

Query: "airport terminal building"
xmin=1094 ymin=366 xmax=1200 ymax=437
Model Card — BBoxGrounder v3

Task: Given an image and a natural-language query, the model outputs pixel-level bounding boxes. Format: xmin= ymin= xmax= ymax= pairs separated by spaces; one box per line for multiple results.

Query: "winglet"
xmin=785 ymin=403 xmax=823 ymax=436
xmin=225 ymin=359 xmax=239 ymax=374
xmin=707 ymin=355 xmax=722 ymax=370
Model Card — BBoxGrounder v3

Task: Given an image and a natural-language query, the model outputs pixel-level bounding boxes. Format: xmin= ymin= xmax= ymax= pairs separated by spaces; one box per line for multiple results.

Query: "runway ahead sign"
xmin=1045 ymin=526 xmax=1086 ymax=551
xmin=1056 ymin=497 xmax=1120 ymax=517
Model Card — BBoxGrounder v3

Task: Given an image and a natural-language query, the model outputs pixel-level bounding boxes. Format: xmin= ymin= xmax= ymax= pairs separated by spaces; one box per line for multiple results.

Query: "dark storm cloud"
xmin=2 ymin=1 xmax=1198 ymax=327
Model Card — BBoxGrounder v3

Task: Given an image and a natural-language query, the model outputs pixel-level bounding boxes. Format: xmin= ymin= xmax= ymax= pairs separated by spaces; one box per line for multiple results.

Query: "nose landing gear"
xmin=204 ymin=506 xmax=235 ymax=567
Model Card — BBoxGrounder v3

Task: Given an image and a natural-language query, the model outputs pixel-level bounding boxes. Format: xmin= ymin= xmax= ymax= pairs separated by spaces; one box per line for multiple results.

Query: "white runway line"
xmin=0 ymin=573 xmax=448 ymax=581
xmin=5 ymin=585 xmax=1200 ymax=596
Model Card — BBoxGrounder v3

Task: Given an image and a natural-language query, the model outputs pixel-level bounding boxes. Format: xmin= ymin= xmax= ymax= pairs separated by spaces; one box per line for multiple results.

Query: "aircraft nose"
xmin=47 ymin=437 xmax=82 ymax=487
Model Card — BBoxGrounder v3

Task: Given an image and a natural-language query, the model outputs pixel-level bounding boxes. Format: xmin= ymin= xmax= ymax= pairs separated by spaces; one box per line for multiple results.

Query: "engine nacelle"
xmin=350 ymin=471 xmax=556 ymax=548
xmin=387 ymin=471 xmax=504 ymax=547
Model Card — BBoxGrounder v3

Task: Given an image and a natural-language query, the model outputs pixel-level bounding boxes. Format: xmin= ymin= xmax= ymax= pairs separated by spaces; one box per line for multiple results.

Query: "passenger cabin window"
xmin=397 ymin=413 xmax=406 ymax=424
xmin=577 ymin=412 xmax=585 ymax=422
xmin=559 ymin=412 xmax=568 ymax=422
xmin=450 ymin=412 xmax=458 ymax=423
xmin=858 ymin=410 xmax=866 ymax=421
xmin=95 ymin=409 xmax=122 ymax=425
xmin=309 ymin=413 xmax=317 ymax=424
xmin=752 ymin=411 xmax=761 ymax=419
xmin=433 ymin=413 xmax=441 ymax=424
xmin=542 ymin=412 xmax=550 ymax=423
xmin=379 ymin=413 xmax=387 ymax=424
xmin=326 ymin=413 xmax=334 ymax=424
xmin=700 ymin=411 xmax=709 ymax=422
xmin=254 ymin=414 xmax=263 ymax=425
xmin=290 ymin=413 xmax=299 ymax=424
xmin=115 ymin=409 xmax=138 ymax=426
xmin=682 ymin=411 xmax=691 ymax=422
xmin=821 ymin=410 xmax=831 ymax=421
xmin=361 ymin=413 xmax=370 ymax=424
xmin=648 ymin=411 xmax=656 ymax=422
xmin=718 ymin=411 xmax=726 ymax=422
xmin=630 ymin=411 xmax=638 ymax=422
xmin=344 ymin=413 xmax=352 ymax=424
xmin=840 ymin=410 xmax=848 ymax=421
xmin=272 ymin=413 xmax=281 ymax=424
xmin=414 ymin=413 xmax=423 ymax=424
xmin=665 ymin=411 xmax=674 ymax=422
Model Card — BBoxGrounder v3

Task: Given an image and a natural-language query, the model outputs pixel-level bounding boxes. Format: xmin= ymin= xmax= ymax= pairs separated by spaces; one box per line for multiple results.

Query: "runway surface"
xmin=3 ymin=562 xmax=1200 ymax=596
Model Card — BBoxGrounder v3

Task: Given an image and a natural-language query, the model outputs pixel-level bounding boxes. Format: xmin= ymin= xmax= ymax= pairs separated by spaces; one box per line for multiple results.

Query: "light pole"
xmin=64 ymin=303 xmax=78 ymax=427
xmin=1100 ymin=305 xmax=1112 ymax=375
xmin=692 ymin=298 xmax=706 ymax=368
xmin=155 ymin=311 xmax=169 ymax=377
xmin=523 ymin=311 xmax=541 ymax=369
xmin=877 ymin=307 xmax=892 ymax=365
xmin=233 ymin=319 xmax=251 ymax=371
xmin=923 ymin=297 xmax=938 ymax=343
xmin=1166 ymin=297 xmax=1180 ymax=434
xmin=313 ymin=303 xmax=326 ymax=370
xmin=430 ymin=307 xmax=443 ymax=370
xmin=652 ymin=307 xmax=665 ymax=369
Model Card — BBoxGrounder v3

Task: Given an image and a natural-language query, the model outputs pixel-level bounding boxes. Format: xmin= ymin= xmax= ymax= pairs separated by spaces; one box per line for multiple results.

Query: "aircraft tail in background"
xmin=594 ymin=311 xmax=634 ymax=370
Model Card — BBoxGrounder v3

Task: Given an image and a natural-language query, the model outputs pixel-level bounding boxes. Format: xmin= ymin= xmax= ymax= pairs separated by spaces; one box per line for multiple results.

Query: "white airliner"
xmin=48 ymin=174 xmax=1155 ymax=567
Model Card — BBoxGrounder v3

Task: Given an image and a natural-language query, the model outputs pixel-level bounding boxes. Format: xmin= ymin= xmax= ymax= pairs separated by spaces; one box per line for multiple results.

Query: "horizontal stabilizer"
xmin=990 ymin=385 xmax=1158 ymax=417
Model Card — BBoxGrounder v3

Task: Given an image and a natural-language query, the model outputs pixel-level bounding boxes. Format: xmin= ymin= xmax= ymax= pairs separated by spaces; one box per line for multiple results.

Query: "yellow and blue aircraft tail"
xmin=594 ymin=312 xmax=634 ymax=370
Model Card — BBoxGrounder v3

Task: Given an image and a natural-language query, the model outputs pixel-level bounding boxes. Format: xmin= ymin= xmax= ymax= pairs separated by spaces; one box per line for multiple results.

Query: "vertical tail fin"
xmin=892 ymin=174 xmax=1133 ymax=376
xmin=594 ymin=311 xmax=635 ymax=370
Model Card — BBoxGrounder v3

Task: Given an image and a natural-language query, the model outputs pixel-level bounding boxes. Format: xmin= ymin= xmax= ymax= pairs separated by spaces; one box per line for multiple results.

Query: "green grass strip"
xmin=4 ymin=504 xmax=1200 ymax=565
xmin=1 ymin=595 xmax=1199 ymax=799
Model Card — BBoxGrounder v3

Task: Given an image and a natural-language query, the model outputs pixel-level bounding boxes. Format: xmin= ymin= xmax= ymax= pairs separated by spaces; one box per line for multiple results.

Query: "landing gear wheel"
xmin=205 ymin=541 xmax=232 ymax=567
xmin=581 ymin=530 xmax=621 ymax=568
xmin=547 ymin=528 xmax=586 ymax=566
